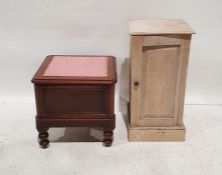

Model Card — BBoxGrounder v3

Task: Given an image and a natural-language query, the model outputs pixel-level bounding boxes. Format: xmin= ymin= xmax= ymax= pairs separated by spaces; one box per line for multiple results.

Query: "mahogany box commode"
xmin=32 ymin=55 xmax=117 ymax=148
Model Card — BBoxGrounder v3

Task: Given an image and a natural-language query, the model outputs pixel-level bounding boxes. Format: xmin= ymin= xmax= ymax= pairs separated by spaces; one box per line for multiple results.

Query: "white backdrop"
xmin=0 ymin=0 xmax=222 ymax=104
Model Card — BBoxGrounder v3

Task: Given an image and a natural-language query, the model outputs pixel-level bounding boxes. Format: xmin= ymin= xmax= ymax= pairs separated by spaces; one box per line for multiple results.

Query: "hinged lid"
xmin=129 ymin=19 xmax=195 ymax=35
xmin=32 ymin=55 xmax=117 ymax=84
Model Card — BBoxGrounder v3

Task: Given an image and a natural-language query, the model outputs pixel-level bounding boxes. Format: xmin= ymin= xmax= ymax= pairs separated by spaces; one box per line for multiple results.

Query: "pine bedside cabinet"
xmin=32 ymin=55 xmax=117 ymax=148
xmin=128 ymin=19 xmax=194 ymax=141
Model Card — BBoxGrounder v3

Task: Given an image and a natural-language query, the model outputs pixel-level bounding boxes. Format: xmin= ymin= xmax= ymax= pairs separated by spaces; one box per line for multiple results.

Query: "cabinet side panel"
xmin=173 ymin=35 xmax=192 ymax=125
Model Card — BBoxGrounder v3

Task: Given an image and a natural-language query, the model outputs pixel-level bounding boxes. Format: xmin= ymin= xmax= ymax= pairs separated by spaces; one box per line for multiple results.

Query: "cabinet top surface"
xmin=32 ymin=55 xmax=116 ymax=84
xmin=129 ymin=19 xmax=195 ymax=35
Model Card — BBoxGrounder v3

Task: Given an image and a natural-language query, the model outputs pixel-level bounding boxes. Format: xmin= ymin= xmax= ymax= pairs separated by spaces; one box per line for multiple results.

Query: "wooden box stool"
xmin=32 ymin=55 xmax=117 ymax=148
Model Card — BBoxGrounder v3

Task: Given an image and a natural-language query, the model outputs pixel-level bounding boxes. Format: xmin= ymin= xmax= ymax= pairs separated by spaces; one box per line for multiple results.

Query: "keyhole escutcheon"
xmin=134 ymin=81 xmax=140 ymax=86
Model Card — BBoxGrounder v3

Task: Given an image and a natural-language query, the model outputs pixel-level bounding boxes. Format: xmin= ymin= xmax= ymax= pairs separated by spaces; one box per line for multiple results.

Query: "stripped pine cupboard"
xmin=128 ymin=19 xmax=194 ymax=141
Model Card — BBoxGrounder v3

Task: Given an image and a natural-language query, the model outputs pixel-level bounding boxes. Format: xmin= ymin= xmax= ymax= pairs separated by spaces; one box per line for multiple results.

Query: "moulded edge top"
xmin=129 ymin=19 xmax=195 ymax=35
xmin=31 ymin=55 xmax=117 ymax=85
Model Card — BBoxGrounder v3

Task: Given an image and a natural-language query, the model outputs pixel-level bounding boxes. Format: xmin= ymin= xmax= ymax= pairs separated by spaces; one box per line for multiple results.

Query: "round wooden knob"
xmin=134 ymin=81 xmax=140 ymax=86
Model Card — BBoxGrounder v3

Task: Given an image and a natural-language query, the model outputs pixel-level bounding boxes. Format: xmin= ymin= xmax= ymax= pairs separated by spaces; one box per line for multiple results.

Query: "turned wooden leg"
xmin=38 ymin=129 xmax=49 ymax=149
xmin=103 ymin=131 xmax=113 ymax=147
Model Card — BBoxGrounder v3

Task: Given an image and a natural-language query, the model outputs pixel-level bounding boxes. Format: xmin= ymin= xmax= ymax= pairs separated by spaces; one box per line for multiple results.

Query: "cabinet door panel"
xmin=130 ymin=35 xmax=190 ymax=127
xmin=141 ymin=46 xmax=179 ymax=118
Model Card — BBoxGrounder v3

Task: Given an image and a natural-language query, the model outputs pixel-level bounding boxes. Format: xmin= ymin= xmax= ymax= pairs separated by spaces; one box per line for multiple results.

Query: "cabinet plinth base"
xmin=128 ymin=124 xmax=185 ymax=141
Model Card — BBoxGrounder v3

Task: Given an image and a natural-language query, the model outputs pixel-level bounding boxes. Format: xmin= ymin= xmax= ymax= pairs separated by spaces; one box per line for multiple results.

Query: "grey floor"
xmin=0 ymin=103 xmax=222 ymax=175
